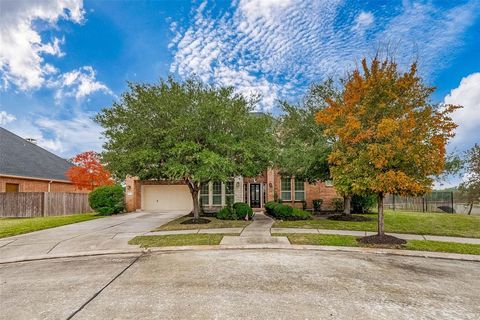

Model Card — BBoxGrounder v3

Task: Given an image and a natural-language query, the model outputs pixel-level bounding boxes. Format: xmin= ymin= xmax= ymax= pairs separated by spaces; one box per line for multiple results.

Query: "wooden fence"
xmin=0 ymin=192 xmax=91 ymax=218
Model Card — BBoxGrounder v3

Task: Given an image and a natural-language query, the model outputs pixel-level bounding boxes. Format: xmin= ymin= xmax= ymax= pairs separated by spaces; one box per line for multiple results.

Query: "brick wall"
xmin=266 ymin=169 xmax=340 ymax=210
xmin=0 ymin=176 xmax=86 ymax=193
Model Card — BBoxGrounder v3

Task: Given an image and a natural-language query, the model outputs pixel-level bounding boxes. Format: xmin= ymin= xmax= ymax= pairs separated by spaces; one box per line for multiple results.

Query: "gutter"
xmin=0 ymin=173 xmax=71 ymax=184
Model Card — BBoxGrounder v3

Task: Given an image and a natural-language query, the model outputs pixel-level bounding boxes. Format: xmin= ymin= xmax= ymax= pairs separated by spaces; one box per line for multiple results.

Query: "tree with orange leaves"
xmin=66 ymin=151 xmax=114 ymax=190
xmin=316 ymin=57 xmax=460 ymax=242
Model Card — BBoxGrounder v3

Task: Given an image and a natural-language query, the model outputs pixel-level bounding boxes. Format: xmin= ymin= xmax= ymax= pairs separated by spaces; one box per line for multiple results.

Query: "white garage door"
xmin=142 ymin=185 xmax=193 ymax=212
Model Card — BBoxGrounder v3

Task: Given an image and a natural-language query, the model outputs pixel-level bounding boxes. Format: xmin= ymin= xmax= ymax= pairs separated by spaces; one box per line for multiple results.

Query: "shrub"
xmin=332 ymin=198 xmax=344 ymax=212
xmin=291 ymin=208 xmax=312 ymax=220
xmin=233 ymin=202 xmax=254 ymax=219
xmin=301 ymin=200 xmax=307 ymax=211
xmin=217 ymin=207 xmax=233 ymax=220
xmin=312 ymin=199 xmax=323 ymax=212
xmin=351 ymin=194 xmax=377 ymax=213
xmin=89 ymin=185 xmax=124 ymax=215
xmin=273 ymin=203 xmax=293 ymax=219
xmin=265 ymin=201 xmax=277 ymax=215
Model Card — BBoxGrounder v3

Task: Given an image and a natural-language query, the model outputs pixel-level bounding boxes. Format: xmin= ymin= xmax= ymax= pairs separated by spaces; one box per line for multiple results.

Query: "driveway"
xmin=0 ymin=211 xmax=184 ymax=261
xmin=0 ymin=249 xmax=478 ymax=319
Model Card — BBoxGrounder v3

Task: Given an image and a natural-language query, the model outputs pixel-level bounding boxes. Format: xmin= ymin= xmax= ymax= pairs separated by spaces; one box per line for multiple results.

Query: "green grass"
xmin=273 ymin=233 xmax=480 ymax=255
xmin=155 ymin=215 xmax=251 ymax=231
xmin=129 ymin=234 xmax=225 ymax=248
xmin=0 ymin=213 xmax=101 ymax=238
xmin=273 ymin=210 xmax=480 ymax=238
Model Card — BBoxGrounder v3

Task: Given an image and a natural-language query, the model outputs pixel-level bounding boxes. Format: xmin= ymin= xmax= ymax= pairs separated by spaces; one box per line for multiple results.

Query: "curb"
xmin=3 ymin=244 xmax=478 ymax=264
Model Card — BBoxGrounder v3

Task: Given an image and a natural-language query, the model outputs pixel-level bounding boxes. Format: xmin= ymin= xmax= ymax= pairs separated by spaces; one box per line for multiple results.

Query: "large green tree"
xmin=96 ymin=78 xmax=274 ymax=219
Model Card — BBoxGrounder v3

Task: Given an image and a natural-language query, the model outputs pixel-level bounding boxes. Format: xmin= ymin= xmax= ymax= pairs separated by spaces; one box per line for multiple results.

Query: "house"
xmin=0 ymin=127 xmax=84 ymax=193
xmin=125 ymin=169 xmax=339 ymax=212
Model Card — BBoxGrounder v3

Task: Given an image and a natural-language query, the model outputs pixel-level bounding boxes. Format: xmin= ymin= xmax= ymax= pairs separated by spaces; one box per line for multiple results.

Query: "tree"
xmin=66 ymin=151 xmax=114 ymax=190
xmin=275 ymin=80 xmax=343 ymax=210
xmin=316 ymin=57 xmax=459 ymax=238
xmin=95 ymin=78 xmax=274 ymax=220
xmin=459 ymin=144 xmax=480 ymax=215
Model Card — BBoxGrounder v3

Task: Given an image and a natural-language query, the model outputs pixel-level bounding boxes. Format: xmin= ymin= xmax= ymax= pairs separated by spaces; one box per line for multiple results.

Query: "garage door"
xmin=142 ymin=185 xmax=193 ymax=212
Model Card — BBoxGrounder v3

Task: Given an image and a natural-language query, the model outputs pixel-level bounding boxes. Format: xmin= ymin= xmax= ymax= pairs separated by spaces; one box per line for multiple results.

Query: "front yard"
xmin=154 ymin=215 xmax=251 ymax=231
xmin=273 ymin=210 xmax=480 ymax=238
xmin=0 ymin=213 xmax=101 ymax=238
xmin=276 ymin=233 xmax=480 ymax=255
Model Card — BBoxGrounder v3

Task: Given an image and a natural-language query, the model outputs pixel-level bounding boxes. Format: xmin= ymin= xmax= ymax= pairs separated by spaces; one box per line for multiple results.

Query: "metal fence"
xmin=383 ymin=191 xmax=480 ymax=215
xmin=0 ymin=192 xmax=91 ymax=218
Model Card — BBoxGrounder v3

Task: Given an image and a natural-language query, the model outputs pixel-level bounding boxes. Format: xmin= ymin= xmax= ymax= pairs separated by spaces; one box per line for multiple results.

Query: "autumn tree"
xmin=95 ymin=78 xmax=274 ymax=220
xmin=316 ymin=57 xmax=459 ymax=240
xmin=459 ymin=144 xmax=480 ymax=215
xmin=66 ymin=151 xmax=114 ymax=190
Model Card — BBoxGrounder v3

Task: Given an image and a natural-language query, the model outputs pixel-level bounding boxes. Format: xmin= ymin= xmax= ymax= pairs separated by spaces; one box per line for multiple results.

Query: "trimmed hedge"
xmin=89 ymin=185 xmax=124 ymax=215
xmin=265 ymin=201 xmax=311 ymax=221
xmin=216 ymin=202 xmax=253 ymax=220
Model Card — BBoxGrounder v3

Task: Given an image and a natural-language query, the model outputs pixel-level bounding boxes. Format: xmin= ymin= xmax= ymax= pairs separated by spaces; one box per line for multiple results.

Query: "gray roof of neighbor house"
xmin=0 ymin=127 xmax=73 ymax=181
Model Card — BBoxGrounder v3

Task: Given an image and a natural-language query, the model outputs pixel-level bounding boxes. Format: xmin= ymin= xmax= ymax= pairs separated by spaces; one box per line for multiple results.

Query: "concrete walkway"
xmin=220 ymin=212 xmax=289 ymax=245
xmin=0 ymin=211 xmax=184 ymax=261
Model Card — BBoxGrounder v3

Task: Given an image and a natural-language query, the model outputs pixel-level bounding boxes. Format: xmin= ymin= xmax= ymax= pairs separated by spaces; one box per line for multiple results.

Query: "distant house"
xmin=0 ymin=127 xmax=84 ymax=193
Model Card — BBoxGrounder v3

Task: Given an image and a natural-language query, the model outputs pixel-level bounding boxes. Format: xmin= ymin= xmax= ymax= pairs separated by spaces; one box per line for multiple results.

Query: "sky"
xmin=0 ymin=0 xmax=479 ymax=186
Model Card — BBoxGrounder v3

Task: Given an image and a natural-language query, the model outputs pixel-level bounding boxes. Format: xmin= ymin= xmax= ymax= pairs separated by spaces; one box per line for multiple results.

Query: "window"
xmin=294 ymin=178 xmax=305 ymax=201
xmin=5 ymin=183 xmax=19 ymax=192
xmin=225 ymin=180 xmax=234 ymax=205
xmin=200 ymin=183 xmax=209 ymax=206
xmin=212 ymin=181 xmax=222 ymax=205
xmin=281 ymin=177 xmax=291 ymax=201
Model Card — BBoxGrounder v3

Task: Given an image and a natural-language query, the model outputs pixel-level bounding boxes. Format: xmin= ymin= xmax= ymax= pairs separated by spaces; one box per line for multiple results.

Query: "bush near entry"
xmin=265 ymin=201 xmax=311 ymax=220
xmin=217 ymin=202 xmax=254 ymax=220
xmin=89 ymin=185 xmax=125 ymax=215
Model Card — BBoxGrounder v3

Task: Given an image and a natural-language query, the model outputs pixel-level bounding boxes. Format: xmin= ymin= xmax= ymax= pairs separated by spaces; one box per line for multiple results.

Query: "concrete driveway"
xmin=0 ymin=249 xmax=478 ymax=320
xmin=0 ymin=211 xmax=184 ymax=261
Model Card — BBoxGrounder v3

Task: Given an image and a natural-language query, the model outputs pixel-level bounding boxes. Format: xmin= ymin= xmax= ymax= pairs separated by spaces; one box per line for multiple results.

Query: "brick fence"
xmin=0 ymin=192 xmax=92 ymax=218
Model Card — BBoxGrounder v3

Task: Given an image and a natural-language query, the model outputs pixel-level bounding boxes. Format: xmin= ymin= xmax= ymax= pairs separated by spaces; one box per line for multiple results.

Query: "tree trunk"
xmin=343 ymin=195 xmax=351 ymax=214
xmin=377 ymin=193 xmax=385 ymax=235
xmin=468 ymin=202 xmax=473 ymax=215
xmin=186 ymin=179 xmax=200 ymax=220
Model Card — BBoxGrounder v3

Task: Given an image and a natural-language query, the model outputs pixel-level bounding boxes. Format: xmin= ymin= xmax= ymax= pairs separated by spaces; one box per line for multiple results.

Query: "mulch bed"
xmin=327 ymin=214 xmax=373 ymax=222
xmin=180 ymin=218 xmax=211 ymax=225
xmin=358 ymin=234 xmax=407 ymax=245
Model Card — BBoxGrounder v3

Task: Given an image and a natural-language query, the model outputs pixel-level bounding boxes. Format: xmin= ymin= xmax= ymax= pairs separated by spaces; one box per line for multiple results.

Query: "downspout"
xmin=48 ymin=180 xmax=53 ymax=192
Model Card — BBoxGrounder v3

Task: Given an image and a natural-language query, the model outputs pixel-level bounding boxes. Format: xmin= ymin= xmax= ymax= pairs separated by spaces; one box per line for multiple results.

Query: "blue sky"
xmin=0 ymin=0 xmax=479 ymax=186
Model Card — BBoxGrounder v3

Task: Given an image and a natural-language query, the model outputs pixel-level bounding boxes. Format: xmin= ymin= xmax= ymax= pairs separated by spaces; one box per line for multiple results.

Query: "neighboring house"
xmin=125 ymin=169 xmax=339 ymax=212
xmin=0 ymin=127 xmax=84 ymax=193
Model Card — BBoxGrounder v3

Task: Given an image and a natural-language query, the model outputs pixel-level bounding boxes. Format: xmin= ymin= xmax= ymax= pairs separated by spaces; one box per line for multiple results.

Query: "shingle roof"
xmin=0 ymin=127 xmax=73 ymax=181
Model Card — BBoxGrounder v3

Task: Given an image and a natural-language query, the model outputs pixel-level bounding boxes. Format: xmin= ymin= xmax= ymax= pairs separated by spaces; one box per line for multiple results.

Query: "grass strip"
xmin=129 ymin=234 xmax=225 ymax=248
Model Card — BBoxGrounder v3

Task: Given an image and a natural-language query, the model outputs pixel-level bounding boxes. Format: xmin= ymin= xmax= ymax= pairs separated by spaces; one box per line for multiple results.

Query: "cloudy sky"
xmin=0 ymin=0 xmax=479 ymax=180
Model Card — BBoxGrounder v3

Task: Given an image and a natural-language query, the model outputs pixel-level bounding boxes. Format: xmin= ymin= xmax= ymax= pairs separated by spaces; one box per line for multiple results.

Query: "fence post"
xmin=392 ymin=194 xmax=396 ymax=211
xmin=451 ymin=191 xmax=454 ymax=213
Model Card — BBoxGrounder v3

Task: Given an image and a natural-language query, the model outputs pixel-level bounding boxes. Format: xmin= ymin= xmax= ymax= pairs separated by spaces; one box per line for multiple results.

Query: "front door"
xmin=250 ymin=184 xmax=261 ymax=208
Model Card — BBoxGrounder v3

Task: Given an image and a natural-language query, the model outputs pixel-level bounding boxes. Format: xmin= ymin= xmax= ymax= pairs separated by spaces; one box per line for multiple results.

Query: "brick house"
xmin=0 ymin=127 xmax=85 ymax=193
xmin=125 ymin=168 xmax=339 ymax=212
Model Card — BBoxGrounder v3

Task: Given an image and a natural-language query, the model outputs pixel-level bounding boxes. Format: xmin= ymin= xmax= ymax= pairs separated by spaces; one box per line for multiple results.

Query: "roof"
xmin=0 ymin=127 xmax=73 ymax=181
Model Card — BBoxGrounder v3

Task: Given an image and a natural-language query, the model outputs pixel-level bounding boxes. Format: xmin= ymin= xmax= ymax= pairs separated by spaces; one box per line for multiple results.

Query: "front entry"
xmin=250 ymin=183 xmax=261 ymax=208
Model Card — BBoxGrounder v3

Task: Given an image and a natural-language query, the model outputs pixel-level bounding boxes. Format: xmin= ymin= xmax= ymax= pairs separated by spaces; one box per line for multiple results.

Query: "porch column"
xmin=234 ymin=176 xmax=243 ymax=203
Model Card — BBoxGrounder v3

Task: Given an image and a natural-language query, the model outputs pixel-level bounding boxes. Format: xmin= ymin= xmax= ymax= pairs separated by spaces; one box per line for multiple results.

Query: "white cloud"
xmin=2 ymin=112 xmax=103 ymax=157
xmin=352 ymin=11 xmax=374 ymax=34
xmin=53 ymin=66 xmax=113 ymax=102
xmin=0 ymin=0 xmax=84 ymax=90
xmin=0 ymin=111 xmax=16 ymax=124
xmin=169 ymin=1 xmax=478 ymax=110
xmin=444 ymin=72 xmax=480 ymax=148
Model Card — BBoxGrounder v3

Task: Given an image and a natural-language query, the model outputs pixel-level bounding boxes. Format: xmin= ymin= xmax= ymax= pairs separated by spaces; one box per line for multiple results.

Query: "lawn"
xmin=0 ymin=213 xmax=101 ymax=238
xmin=155 ymin=215 xmax=251 ymax=231
xmin=273 ymin=210 xmax=480 ymax=238
xmin=129 ymin=234 xmax=225 ymax=247
xmin=275 ymin=233 xmax=480 ymax=255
